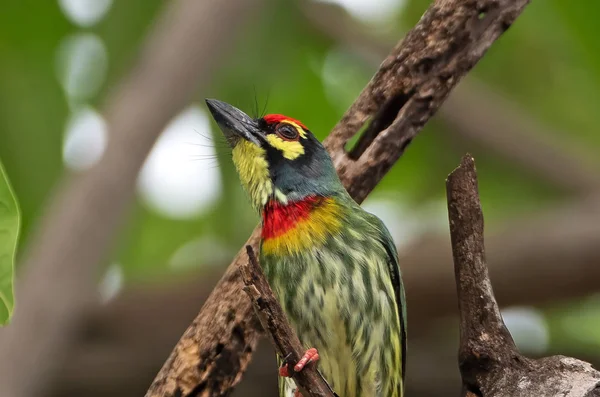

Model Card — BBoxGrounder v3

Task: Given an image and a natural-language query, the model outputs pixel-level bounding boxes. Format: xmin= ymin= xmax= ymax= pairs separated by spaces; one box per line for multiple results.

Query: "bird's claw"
xmin=278 ymin=348 xmax=320 ymax=378
xmin=278 ymin=363 xmax=291 ymax=377
xmin=278 ymin=352 xmax=293 ymax=377
xmin=294 ymin=348 xmax=320 ymax=372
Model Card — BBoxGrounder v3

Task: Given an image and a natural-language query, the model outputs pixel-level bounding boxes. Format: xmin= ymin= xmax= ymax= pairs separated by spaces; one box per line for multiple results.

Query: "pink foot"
xmin=293 ymin=390 xmax=303 ymax=397
xmin=279 ymin=363 xmax=291 ymax=377
xmin=278 ymin=348 xmax=320 ymax=378
xmin=294 ymin=348 xmax=320 ymax=372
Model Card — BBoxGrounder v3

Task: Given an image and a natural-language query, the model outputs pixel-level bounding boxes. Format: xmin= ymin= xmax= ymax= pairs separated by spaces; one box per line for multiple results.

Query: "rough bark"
xmin=240 ymin=246 xmax=336 ymax=397
xmin=446 ymin=155 xmax=600 ymax=397
xmin=0 ymin=1 xmax=261 ymax=397
xmin=302 ymin=0 xmax=600 ymax=196
xmin=146 ymin=0 xmax=531 ymax=395
xmin=145 ymin=231 xmax=263 ymax=397
xmin=323 ymin=0 xmax=531 ymax=203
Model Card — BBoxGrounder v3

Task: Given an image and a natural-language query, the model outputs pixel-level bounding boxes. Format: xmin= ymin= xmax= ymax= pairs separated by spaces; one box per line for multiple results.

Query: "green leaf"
xmin=0 ymin=158 xmax=20 ymax=325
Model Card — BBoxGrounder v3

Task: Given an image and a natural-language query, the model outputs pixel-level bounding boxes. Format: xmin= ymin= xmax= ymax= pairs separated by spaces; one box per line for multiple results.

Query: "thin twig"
xmin=240 ymin=246 xmax=337 ymax=397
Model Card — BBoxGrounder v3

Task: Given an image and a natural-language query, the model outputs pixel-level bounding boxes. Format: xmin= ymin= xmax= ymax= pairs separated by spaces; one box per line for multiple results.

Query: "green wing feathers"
xmin=376 ymin=220 xmax=407 ymax=388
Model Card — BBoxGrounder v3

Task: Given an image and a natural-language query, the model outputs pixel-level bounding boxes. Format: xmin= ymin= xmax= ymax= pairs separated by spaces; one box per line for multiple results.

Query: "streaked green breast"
xmin=260 ymin=194 xmax=405 ymax=397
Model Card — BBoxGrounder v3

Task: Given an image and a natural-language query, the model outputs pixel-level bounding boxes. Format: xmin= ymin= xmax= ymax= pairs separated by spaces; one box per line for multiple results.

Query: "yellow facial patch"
xmin=265 ymin=121 xmax=307 ymax=160
xmin=231 ymin=140 xmax=272 ymax=211
xmin=261 ymin=198 xmax=343 ymax=256
xmin=266 ymin=135 xmax=304 ymax=160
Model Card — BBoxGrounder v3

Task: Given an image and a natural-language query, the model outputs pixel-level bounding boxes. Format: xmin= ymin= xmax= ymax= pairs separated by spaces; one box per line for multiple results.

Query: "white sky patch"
xmin=313 ymin=0 xmax=406 ymax=23
xmin=98 ymin=263 xmax=123 ymax=303
xmin=502 ymin=306 xmax=549 ymax=354
xmin=63 ymin=106 xmax=108 ymax=171
xmin=138 ymin=106 xmax=222 ymax=219
xmin=58 ymin=0 xmax=113 ymax=27
xmin=55 ymin=33 xmax=108 ymax=102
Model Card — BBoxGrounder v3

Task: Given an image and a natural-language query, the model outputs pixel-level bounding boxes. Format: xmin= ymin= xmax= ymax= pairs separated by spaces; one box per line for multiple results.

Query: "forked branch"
xmin=447 ymin=155 xmax=600 ymax=397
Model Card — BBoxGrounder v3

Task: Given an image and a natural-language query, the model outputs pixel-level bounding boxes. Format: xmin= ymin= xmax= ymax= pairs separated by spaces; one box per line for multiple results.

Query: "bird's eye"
xmin=275 ymin=123 xmax=299 ymax=141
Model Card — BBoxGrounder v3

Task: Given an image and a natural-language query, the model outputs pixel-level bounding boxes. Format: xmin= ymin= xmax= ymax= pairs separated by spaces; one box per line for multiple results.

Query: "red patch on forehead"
xmin=263 ymin=114 xmax=307 ymax=130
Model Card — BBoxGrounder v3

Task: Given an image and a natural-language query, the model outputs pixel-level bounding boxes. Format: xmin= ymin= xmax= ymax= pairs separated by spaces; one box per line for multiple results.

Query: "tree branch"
xmin=302 ymin=1 xmax=600 ymax=196
xmin=0 ymin=1 xmax=262 ymax=397
xmin=324 ymin=0 xmax=531 ymax=202
xmin=240 ymin=246 xmax=336 ymax=397
xmin=146 ymin=1 xmax=531 ymax=395
xmin=145 ymin=231 xmax=263 ymax=397
xmin=447 ymin=155 xmax=600 ymax=397
xmin=446 ymin=155 xmax=519 ymax=383
xmin=46 ymin=196 xmax=600 ymax=397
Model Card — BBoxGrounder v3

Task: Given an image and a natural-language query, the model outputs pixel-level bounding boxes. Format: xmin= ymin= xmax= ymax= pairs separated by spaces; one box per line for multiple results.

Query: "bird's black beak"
xmin=205 ymin=99 xmax=264 ymax=147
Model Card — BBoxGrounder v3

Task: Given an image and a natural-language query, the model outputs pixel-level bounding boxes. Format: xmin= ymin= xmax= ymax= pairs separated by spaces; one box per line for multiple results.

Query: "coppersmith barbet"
xmin=206 ymin=99 xmax=406 ymax=397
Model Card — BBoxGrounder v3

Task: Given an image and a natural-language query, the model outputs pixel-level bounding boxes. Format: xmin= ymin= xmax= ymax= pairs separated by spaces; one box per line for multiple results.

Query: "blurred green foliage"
xmin=0 ymin=158 xmax=20 ymax=325
xmin=0 ymin=0 xmax=598 ymax=350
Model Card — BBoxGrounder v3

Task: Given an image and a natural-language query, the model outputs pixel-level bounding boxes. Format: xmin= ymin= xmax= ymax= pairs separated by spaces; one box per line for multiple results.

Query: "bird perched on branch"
xmin=206 ymin=99 xmax=406 ymax=397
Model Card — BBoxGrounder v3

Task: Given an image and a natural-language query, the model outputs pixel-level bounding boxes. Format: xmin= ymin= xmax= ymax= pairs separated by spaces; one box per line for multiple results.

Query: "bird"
xmin=206 ymin=98 xmax=406 ymax=397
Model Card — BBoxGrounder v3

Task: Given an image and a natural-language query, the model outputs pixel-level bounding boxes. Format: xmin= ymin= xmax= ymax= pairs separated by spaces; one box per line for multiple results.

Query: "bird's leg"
xmin=294 ymin=347 xmax=320 ymax=372
xmin=278 ymin=348 xmax=320 ymax=377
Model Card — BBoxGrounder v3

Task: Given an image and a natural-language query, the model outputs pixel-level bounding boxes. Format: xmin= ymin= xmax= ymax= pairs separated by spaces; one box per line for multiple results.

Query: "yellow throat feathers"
xmin=231 ymin=140 xmax=272 ymax=210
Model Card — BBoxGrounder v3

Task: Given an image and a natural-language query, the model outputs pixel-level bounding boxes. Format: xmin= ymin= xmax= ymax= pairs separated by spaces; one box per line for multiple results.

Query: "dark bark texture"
xmin=241 ymin=246 xmax=336 ymax=397
xmin=446 ymin=155 xmax=600 ymax=397
xmin=146 ymin=0 xmax=531 ymax=395
xmin=324 ymin=0 xmax=531 ymax=203
xmin=145 ymin=231 xmax=263 ymax=397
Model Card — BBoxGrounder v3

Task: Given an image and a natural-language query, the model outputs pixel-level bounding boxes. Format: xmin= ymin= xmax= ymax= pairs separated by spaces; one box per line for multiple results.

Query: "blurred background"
xmin=1 ymin=0 xmax=600 ymax=396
